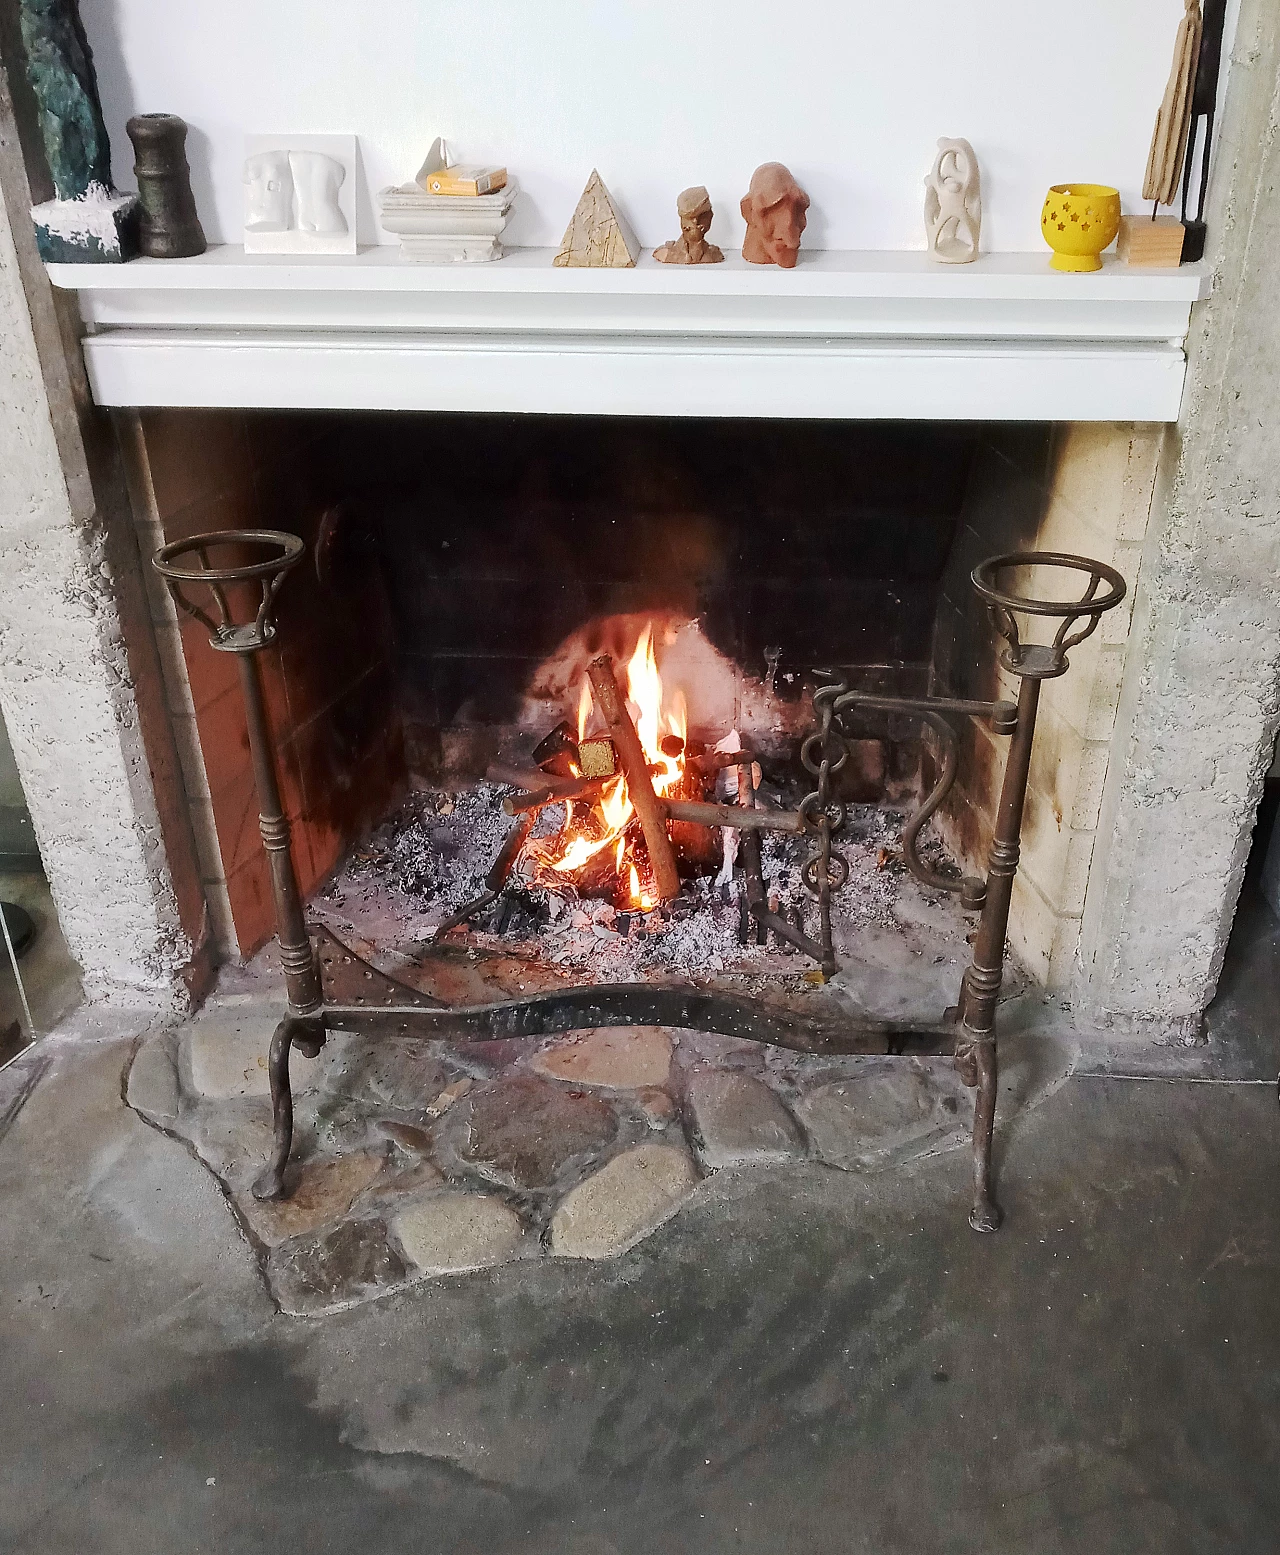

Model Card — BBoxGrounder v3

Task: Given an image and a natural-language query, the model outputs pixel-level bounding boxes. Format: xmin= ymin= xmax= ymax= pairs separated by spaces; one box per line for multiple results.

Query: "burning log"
xmin=587 ymin=653 xmax=681 ymax=903
xmin=501 ymin=777 xmax=607 ymax=816
xmin=531 ymin=720 xmax=580 ymax=779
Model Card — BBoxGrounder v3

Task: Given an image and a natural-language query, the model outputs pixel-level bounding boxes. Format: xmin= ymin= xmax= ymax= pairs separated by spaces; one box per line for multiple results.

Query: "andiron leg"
xmin=236 ymin=653 xmax=326 ymax=1200
xmin=956 ymin=675 xmax=1041 ymax=1233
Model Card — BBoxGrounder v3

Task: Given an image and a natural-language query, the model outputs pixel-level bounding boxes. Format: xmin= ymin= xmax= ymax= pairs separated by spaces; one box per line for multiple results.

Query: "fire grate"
xmin=155 ymin=531 xmax=1124 ymax=1232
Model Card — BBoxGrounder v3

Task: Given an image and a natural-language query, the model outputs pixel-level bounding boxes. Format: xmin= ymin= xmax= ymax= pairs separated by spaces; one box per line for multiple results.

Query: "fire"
xmin=527 ymin=622 xmax=687 ymax=909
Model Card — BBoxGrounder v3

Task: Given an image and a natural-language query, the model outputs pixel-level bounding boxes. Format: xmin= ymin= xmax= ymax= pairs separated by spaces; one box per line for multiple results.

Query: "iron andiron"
xmin=153 ymin=534 xmax=1125 ymax=1232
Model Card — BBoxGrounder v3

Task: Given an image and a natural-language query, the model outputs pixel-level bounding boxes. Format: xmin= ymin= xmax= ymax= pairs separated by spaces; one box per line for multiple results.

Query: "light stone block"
xmin=127 ymin=1032 xmax=180 ymax=1122
xmin=183 ymin=1011 xmax=309 ymax=1101
xmin=392 ymin=1192 xmax=524 ymax=1276
xmin=1044 ymin=423 xmax=1136 ymax=541
xmin=530 ymin=1026 xmax=672 ymax=1090
xmin=686 ymin=1070 xmax=805 ymax=1169
xmin=550 ymin=1144 xmax=699 ymax=1259
xmin=1059 ymin=829 xmax=1097 ymax=918
xmin=1047 ymin=913 xmax=1084 ymax=992
xmin=1008 ymin=871 xmax=1057 ymax=985
xmin=795 ymin=1060 xmax=971 ymax=1171
xmin=1069 ymin=743 xmax=1113 ymax=832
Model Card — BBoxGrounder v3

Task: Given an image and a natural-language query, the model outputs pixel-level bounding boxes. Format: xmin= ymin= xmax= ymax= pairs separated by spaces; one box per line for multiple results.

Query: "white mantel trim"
xmin=48 ymin=245 xmax=1210 ymax=421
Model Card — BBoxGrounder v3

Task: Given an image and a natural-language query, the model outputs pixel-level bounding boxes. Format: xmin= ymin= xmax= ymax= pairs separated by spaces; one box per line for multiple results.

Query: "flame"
xmin=528 ymin=621 xmax=687 ymax=905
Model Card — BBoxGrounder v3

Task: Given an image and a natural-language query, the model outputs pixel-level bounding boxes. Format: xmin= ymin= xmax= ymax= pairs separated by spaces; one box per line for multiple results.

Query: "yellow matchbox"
xmin=417 ymin=165 xmax=508 ymax=197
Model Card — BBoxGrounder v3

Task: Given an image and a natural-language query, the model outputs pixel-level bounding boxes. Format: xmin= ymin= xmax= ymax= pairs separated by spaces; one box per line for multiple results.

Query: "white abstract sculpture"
xmin=924 ymin=138 xmax=981 ymax=264
xmin=243 ymin=150 xmax=293 ymax=233
xmin=243 ymin=135 xmax=357 ymax=255
xmin=289 ymin=151 xmax=347 ymax=234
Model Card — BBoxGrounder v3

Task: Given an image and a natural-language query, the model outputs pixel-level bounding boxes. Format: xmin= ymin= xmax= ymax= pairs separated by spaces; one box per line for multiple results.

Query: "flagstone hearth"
xmin=127 ymin=992 xmax=1009 ymax=1314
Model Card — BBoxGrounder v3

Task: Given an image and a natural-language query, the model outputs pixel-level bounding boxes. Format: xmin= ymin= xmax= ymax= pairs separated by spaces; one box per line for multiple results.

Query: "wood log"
xmin=662 ymin=799 xmax=804 ymax=835
xmin=501 ymin=777 xmax=606 ymax=816
xmin=668 ymin=759 xmax=720 ymax=870
xmin=487 ymin=763 xmax=589 ymax=799
xmin=532 ymin=720 xmax=579 ymax=778
xmin=586 ymin=654 xmax=681 ymax=902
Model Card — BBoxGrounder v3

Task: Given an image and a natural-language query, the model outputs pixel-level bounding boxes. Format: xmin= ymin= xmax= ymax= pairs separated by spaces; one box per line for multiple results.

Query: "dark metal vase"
xmin=126 ymin=113 xmax=206 ymax=258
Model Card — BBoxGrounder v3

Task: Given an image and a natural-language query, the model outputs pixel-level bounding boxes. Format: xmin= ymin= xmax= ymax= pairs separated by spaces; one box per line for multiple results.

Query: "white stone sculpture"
xmin=924 ymin=138 xmax=981 ymax=264
xmin=243 ymin=135 xmax=357 ymax=255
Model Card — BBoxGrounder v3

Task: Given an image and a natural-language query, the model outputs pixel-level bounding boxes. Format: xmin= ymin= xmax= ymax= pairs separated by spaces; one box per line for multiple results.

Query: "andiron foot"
xmin=964 ymin=1032 xmax=1002 ymax=1233
xmin=251 ymin=1013 xmax=326 ymax=1201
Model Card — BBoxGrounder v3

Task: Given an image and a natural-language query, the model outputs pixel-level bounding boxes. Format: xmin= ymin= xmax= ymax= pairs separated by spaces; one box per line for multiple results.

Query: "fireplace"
xmin=126 ymin=397 xmax=1142 ymax=1233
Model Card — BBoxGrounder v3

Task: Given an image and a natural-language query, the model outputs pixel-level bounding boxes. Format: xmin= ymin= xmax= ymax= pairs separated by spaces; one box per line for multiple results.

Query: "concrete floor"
xmin=0 ymin=868 xmax=82 ymax=1038
xmin=3 ymin=897 xmax=1279 ymax=1553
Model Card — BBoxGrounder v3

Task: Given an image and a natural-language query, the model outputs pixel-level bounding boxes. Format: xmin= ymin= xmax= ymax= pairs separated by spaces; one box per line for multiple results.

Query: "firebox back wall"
xmin=327 ymin=415 xmax=979 ymax=781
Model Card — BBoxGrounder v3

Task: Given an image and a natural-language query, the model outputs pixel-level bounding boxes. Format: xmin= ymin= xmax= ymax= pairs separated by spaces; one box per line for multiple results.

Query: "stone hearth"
xmin=131 ymin=1001 xmax=985 ymax=1315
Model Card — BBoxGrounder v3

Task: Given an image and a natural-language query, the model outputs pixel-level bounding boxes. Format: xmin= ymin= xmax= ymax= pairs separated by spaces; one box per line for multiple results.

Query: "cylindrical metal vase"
xmin=125 ymin=113 xmax=206 ymax=258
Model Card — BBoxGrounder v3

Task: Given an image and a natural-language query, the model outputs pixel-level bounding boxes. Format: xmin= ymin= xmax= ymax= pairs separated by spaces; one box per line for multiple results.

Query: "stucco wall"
xmin=0 ymin=73 xmax=196 ymax=1004
xmin=933 ymin=423 xmax=1163 ymax=992
xmin=1077 ymin=0 xmax=1280 ymax=1033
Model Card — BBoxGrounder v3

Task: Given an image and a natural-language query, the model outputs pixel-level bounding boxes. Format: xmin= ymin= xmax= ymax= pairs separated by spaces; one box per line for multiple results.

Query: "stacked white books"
xmin=378 ymin=181 xmax=517 ymax=263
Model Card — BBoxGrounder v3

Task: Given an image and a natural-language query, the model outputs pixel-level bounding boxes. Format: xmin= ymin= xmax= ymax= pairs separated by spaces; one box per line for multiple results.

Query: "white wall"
xmin=80 ymin=0 xmax=1236 ymax=253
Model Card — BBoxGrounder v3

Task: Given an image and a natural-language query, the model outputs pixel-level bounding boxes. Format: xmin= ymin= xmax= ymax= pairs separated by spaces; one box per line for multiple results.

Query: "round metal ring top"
xmin=153 ymin=529 xmax=304 ymax=584
xmin=970 ymin=551 xmax=1126 ymax=617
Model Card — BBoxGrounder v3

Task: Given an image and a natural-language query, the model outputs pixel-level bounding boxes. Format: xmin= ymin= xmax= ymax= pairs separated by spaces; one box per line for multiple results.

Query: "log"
xmin=487 ymin=763 xmax=591 ymax=799
xmin=662 ymin=799 xmax=804 ymax=835
xmin=587 ymin=654 xmax=681 ymax=902
xmin=501 ymin=777 xmax=606 ymax=816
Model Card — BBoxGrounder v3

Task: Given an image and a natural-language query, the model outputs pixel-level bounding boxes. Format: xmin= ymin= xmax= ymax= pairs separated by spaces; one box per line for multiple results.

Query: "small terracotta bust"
xmin=740 ymin=163 xmax=809 ymax=267
xmin=653 ymin=185 xmax=724 ymax=264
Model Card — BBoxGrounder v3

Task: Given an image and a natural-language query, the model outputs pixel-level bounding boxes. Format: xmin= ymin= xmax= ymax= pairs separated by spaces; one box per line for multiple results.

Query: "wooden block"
xmin=1117 ymin=215 xmax=1185 ymax=267
xmin=577 ymin=736 xmax=618 ymax=779
xmin=553 ymin=170 xmax=640 ymax=268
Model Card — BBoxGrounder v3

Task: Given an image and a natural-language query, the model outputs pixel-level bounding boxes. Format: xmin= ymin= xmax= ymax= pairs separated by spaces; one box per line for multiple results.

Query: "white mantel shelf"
xmin=47 ymin=245 xmax=1210 ymax=421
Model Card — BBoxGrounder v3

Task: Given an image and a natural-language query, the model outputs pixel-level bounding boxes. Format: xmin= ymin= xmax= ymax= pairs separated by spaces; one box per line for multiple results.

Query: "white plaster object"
xmin=243 ymin=135 xmax=357 ymax=255
xmin=378 ymin=162 xmax=516 ymax=263
xmin=924 ymin=138 xmax=981 ymax=264
xmin=31 ymin=182 xmax=139 ymax=259
xmin=289 ymin=151 xmax=347 ymax=234
xmin=415 ymin=136 xmax=450 ymax=189
xmin=243 ymin=150 xmax=293 ymax=233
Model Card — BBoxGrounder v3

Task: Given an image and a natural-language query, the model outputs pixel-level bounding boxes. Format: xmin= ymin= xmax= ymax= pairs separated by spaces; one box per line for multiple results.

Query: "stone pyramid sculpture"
xmin=553 ymin=170 xmax=639 ymax=268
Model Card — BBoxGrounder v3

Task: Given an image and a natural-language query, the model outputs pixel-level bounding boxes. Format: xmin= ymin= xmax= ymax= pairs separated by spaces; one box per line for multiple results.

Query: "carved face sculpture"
xmin=243 ymin=150 xmax=293 ymax=232
xmin=678 ymin=186 xmax=714 ymax=248
xmin=740 ymin=163 xmax=810 ymax=268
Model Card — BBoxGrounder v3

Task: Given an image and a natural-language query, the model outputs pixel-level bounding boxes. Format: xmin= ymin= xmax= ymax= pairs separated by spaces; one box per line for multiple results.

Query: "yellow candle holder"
xmin=1040 ymin=184 xmax=1121 ymax=272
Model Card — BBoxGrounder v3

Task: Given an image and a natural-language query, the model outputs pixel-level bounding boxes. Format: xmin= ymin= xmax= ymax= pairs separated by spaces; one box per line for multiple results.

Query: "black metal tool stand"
xmin=155 ymin=534 xmax=1124 ymax=1231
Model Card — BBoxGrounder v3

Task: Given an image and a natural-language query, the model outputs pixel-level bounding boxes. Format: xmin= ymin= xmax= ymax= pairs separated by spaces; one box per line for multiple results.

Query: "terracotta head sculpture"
xmin=654 ymin=184 xmax=724 ymax=264
xmin=740 ymin=162 xmax=809 ymax=267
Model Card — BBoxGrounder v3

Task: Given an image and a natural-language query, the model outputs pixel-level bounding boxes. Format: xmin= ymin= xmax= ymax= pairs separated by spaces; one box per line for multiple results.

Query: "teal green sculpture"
xmin=20 ymin=0 xmax=139 ymax=261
